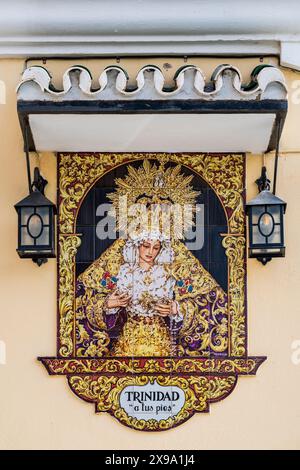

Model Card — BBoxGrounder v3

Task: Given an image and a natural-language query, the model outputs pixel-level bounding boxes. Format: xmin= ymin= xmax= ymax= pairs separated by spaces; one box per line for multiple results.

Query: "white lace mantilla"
xmin=106 ymin=263 xmax=182 ymax=322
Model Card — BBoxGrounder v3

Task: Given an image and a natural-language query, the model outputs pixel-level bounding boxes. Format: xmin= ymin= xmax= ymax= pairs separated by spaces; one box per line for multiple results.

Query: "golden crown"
xmin=107 ymin=158 xmax=200 ymax=239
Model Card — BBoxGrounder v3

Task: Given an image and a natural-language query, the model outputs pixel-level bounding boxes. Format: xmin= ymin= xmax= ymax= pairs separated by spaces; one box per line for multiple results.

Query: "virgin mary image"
xmin=75 ymin=159 xmax=229 ymax=358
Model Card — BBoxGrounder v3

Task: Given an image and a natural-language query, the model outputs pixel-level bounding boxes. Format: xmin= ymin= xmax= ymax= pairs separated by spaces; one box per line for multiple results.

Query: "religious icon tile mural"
xmin=40 ymin=153 xmax=266 ymax=431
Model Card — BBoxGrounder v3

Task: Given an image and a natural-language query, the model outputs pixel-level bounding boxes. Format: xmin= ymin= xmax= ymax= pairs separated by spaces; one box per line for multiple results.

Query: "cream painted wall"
xmin=0 ymin=58 xmax=299 ymax=450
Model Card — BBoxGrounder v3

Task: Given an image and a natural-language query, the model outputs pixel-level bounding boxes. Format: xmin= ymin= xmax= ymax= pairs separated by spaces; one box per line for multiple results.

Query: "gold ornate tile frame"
xmin=39 ymin=152 xmax=266 ymax=431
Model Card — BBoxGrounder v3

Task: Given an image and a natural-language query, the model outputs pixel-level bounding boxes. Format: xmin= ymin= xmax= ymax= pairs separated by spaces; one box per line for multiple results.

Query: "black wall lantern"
xmin=246 ymin=166 xmax=286 ymax=265
xmin=15 ymin=126 xmax=56 ymax=266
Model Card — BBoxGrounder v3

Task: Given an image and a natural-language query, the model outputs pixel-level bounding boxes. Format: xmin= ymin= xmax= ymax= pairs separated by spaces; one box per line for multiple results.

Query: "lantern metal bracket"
xmin=257 ymin=254 xmax=272 ymax=266
xmin=256 ymin=117 xmax=282 ymax=196
xmin=255 ymin=166 xmax=270 ymax=193
xmin=272 ymin=117 xmax=282 ymax=196
xmin=24 ymin=121 xmax=50 ymax=266
xmin=32 ymin=174 xmax=48 ymax=265
xmin=253 ymin=165 xmax=280 ymax=266
xmin=31 ymin=167 xmax=48 ymax=195
xmin=32 ymin=257 xmax=48 ymax=267
xmin=255 ymin=167 xmax=273 ymax=265
xmin=250 ymin=118 xmax=285 ymax=266
xmin=31 ymin=169 xmax=49 ymax=267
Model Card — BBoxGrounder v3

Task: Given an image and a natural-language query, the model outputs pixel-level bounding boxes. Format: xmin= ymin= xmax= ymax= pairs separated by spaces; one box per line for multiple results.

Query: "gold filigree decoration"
xmin=75 ymin=236 xmax=229 ymax=357
xmin=58 ymin=234 xmax=81 ymax=356
xmin=59 ymin=153 xmax=245 ymax=235
xmin=75 ymin=239 xmax=125 ymax=357
xmin=68 ymin=374 xmax=236 ymax=431
xmin=37 ymin=151 xmax=268 ymax=431
xmin=222 ymin=235 xmax=246 ymax=356
xmin=171 ymin=240 xmax=228 ymax=355
xmin=40 ymin=357 xmax=266 ymax=376
xmin=207 ymin=376 xmax=237 ymax=401
xmin=170 ymin=153 xmax=245 ymax=233
xmin=57 ymin=153 xmax=245 ymax=367
xmin=107 ymin=159 xmax=200 ymax=236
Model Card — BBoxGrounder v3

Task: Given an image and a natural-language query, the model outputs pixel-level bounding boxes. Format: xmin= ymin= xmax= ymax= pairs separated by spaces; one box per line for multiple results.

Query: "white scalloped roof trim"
xmin=17 ymin=64 xmax=287 ymax=100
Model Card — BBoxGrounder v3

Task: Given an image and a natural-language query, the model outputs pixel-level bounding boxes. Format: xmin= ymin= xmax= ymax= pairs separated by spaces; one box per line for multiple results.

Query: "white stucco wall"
xmin=0 ymin=0 xmax=300 ymax=69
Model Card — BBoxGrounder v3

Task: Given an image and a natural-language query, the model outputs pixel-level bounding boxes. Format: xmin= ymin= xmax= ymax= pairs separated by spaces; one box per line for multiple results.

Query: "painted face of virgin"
xmin=138 ymin=239 xmax=161 ymax=265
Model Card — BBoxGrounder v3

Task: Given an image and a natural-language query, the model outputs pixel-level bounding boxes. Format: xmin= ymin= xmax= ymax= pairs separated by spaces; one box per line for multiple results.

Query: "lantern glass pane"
xmin=268 ymin=205 xmax=281 ymax=224
xmin=251 ymin=206 xmax=265 ymax=224
xmin=258 ymin=212 xmax=274 ymax=237
xmin=21 ymin=227 xmax=34 ymax=246
xmin=36 ymin=226 xmax=50 ymax=246
xmin=21 ymin=207 xmax=34 ymax=225
xmin=36 ymin=207 xmax=50 ymax=225
xmin=27 ymin=214 xmax=43 ymax=238
xmin=252 ymin=225 xmax=266 ymax=244
xmin=268 ymin=225 xmax=281 ymax=244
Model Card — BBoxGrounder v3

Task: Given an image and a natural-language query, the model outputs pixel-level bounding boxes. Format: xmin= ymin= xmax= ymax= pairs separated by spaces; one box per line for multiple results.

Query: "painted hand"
xmin=155 ymin=300 xmax=178 ymax=317
xmin=106 ymin=290 xmax=131 ymax=309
